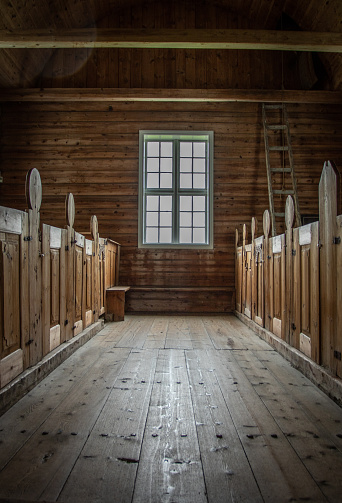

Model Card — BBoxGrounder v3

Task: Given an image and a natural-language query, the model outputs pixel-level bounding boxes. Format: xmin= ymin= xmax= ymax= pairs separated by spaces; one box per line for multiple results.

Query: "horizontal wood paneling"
xmin=0 ymin=100 xmax=341 ymax=312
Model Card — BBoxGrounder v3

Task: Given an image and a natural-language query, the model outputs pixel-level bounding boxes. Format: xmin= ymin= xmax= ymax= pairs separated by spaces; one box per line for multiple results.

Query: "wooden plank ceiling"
xmin=0 ymin=0 xmax=341 ymax=90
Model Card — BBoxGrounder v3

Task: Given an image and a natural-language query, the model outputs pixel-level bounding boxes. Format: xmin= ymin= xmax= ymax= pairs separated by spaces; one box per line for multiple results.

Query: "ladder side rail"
xmin=262 ymin=104 xmax=277 ymax=237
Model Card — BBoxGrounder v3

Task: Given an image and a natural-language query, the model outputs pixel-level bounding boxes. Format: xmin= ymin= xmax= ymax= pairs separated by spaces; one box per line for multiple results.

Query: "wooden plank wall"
xmin=235 ymin=161 xmax=341 ymax=378
xmin=38 ymin=1 xmax=303 ymax=92
xmin=0 ymin=101 xmax=341 ymax=313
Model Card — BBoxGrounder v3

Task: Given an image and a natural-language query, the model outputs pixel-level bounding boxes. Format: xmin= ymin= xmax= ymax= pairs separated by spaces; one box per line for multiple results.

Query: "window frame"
xmin=138 ymin=130 xmax=214 ymax=249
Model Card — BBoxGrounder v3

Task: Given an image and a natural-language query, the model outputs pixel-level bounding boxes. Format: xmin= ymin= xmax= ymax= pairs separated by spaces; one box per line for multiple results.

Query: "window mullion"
xmin=173 ymin=139 xmax=179 ymax=244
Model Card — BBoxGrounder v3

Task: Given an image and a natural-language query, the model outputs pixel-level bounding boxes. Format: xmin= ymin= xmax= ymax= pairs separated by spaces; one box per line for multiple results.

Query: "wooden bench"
xmin=106 ymin=286 xmax=130 ymax=322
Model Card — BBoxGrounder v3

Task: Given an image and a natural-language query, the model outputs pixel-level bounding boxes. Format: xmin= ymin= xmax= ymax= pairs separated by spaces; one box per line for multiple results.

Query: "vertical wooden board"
xmin=291 ymin=228 xmax=300 ymax=350
xmin=41 ymin=224 xmax=51 ymax=356
xmin=28 ymin=207 xmax=42 ymax=366
xmin=285 ymin=227 xmax=293 ymax=345
xmin=280 ymin=234 xmax=286 ymax=340
xmin=235 ymin=248 xmax=242 ymax=313
xmin=244 ymin=248 xmax=252 ymax=318
xmin=75 ymin=246 xmax=83 ymax=321
xmin=20 ymin=212 xmax=29 ymax=369
xmin=1 ymin=238 xmax=20 ymax=359
xmin=81 ymin=244 xmax=87 ymax=329
xmin=310 ymin=221 xmax=320 ymax=364
xmin=86 ymin=254 xmax=92 ymax=320
xmin=265 ymin=237 xmax=273 ymax=332
xmin=65 ymin=226 xmax=74 ymax=341
xmin=50 ymin=249 xmax=60 ymax=327
xmin=59 ymin=229 xmax=67 ymax=344
xmin=300 ymin=245 xmax=311 ymax=336
xmin=319 ymin=161 xmax=337 ymax=371
xmin=335 ymin=215 xmax=342 ymax=377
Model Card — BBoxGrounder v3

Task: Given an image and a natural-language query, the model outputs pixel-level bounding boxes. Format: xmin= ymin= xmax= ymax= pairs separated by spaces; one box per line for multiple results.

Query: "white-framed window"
xmin=138 ymin=131 xmax=214 ymax=249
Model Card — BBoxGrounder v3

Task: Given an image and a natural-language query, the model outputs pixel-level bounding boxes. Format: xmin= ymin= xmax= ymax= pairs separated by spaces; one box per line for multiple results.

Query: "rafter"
xmin=0 ymin=28 xmax=341 ymax=52
xmin=1 ymin=88 xmax=342 ymax=104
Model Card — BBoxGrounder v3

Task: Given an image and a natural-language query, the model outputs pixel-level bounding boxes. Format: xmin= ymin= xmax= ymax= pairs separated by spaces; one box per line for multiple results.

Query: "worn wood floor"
xmin=1 ymin=315 xmax=342 ymax=503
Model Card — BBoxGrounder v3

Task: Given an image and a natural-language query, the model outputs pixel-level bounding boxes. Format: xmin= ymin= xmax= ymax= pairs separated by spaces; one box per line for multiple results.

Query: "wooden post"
xmin=291 ymin=225 xmax=300 ymax=349
xmin=251 ymin=217 xmax=257 ymax=322
xmin=263 ymin=210 xmax=272 ymax=332
xmin=285 ymin=196 xmax=294 ymax=346
xmin=242 ymin=224 xmax=247 ymax=313
xmin=41 ymin=224 xmax=51 ymax=356
xmin=310 ymin=221 xmax=320 ymax=364
xmin=25 ymin=168 xmax=42 ymax=366
xmin=336 ymin=214 xmax=342 ymax=376
xmin=235 ymin=228 xmax=242 ymax=312
xmin=319 ymin=161 xmax=338 ymax=372
xmin=91 ymin=215 xmax=99 ymax=322
xmin=65 ymin=193 xmax=75 ymax=341
xmin=20 ymin=212 xmax=30 ymax=369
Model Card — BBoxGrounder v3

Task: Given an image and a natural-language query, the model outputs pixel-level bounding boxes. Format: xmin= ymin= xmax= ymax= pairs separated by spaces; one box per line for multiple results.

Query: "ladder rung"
xmin=274 ymin=212 xmax=285 ymax=217
xmin=271 ymin=168 xmax=291 ymax=173
xmin=269 ymin=146 xmax=289 ymax=151
xmin=273 ymin=189 xmax=294 ymax=195
xmin=264 ymin=104 xmax=284 ymax=110
xmin=266 ymin=125 xmax=287 ymax=130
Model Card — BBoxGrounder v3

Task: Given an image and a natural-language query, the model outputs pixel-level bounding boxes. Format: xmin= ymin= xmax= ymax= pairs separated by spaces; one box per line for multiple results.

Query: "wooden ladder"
xmin=262 ymin=103 xmax=301 ymax=236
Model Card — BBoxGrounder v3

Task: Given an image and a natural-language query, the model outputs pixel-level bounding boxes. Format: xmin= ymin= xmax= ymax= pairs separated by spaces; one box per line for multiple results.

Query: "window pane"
xmin=193 ymin=158 xmax=206 ymax=173
xmin=193 ymin=228 xmax=206 ymax=243
xmin=193 ymin=174 xmax=206 ymax=189
xmin=160 ymin=195 xmax=172 ymax=211
xmin=160 ymin=173 xmax=172 ymax=188
xmin=180 ymin=142 xmax=192 ymax=157
xmin=180 ymin=228 xmax=192 ymax=243
xmin=193 ymin=196 xmax=205 ymax=211
xmin=147 ymin=173 xmax=159 ymax=188
xmin=160 ymin=212 xmax=172 ymax=226
xmin=180 ymin=173 xmax=192 ymax=189
xmin=147 ymin=158 xmax=159 ymax=172
xmin=160 ymin=227 xmax=172 ymax=243
xmin=193 ymin=142 xmax=206 ymax=157
xmin=180 ymin=212 xmax=192 ymax=227
xmin=147 ymin=142 xmax=159 ymax=157
xmin=146 ymin=195 xmax=159 ymax=211
xmin=193 ymin=212 xmax=206 ymax=227
xmin=160 ymin=157 xmax=172 ymax=172
xmin=146 ymin=227 xmax=158 ymax=243
xmin=180 ymin=196 xmax=192 ymax=211
xmin=146 ymin=212 xmax=159 ymax=226
xmin=180 ymin=158 xmax=192 ymax=172
xmin=161 ymin=142 xmax=172 ymax=157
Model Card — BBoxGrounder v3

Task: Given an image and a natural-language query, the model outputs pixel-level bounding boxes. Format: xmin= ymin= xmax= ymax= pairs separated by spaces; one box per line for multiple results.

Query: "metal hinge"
xmin=65 ymin=245 xmax=69 ymax=251
xmin=292 ymin=249 xmax=296 ymax=256
xmin=24 ymin=236 xmax=32 ymax=241
xmin=64 ymin=319 xmax=69 ymax=326
xmin=333 ymin=237 xmax=341 ymax=245
xmin=334 ymin=350 xmax=342 ymax=361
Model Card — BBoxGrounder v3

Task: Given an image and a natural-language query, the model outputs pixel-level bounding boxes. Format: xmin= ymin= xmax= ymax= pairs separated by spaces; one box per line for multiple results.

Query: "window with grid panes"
xmin=138 ymin=131 xmax=213 ymax=248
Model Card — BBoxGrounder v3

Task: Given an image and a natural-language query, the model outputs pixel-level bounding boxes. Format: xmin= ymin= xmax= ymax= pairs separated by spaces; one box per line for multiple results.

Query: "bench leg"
xmin=106 ymin=291 xmax=126 ymax=322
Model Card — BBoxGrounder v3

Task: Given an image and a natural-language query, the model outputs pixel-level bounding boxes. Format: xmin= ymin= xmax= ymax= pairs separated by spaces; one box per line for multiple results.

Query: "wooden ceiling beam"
xmin=0 ymin=28 xmax=341 ymax=53
xmin=1 ymin=88 xmax=342 ymax=104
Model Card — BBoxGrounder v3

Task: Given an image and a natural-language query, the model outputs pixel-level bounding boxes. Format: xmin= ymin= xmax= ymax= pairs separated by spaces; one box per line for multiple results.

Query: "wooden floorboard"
xmin=0 ymin=314 xmax=341 ymax=502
